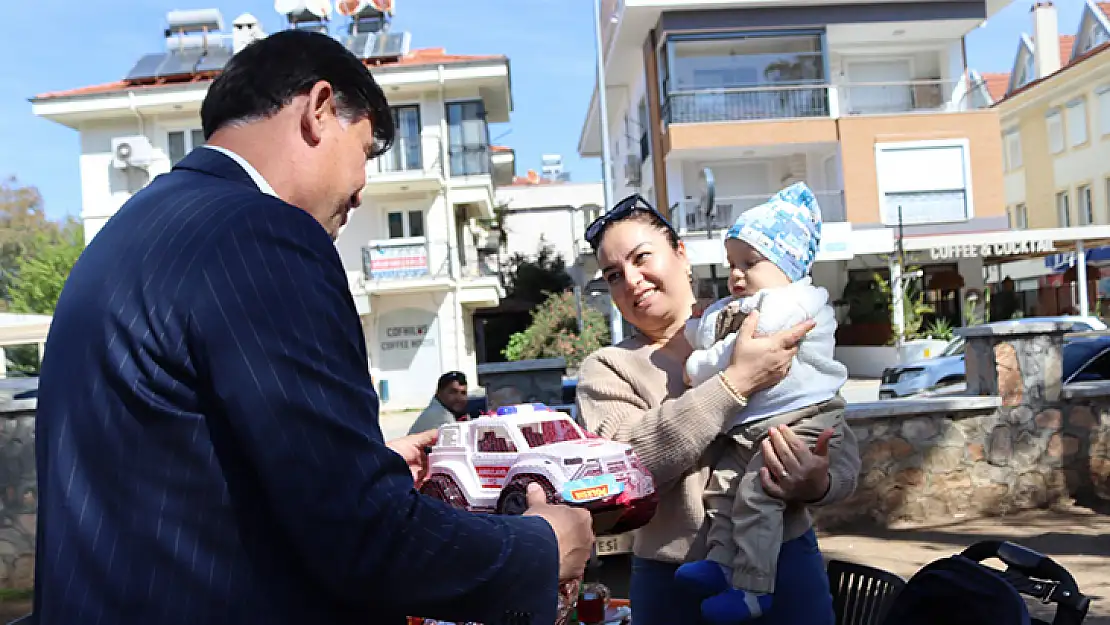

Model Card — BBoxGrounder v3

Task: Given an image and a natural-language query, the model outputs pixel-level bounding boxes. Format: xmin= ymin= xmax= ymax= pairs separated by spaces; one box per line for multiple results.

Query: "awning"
xmin=0 ymin=313 xmax=51 ymax=347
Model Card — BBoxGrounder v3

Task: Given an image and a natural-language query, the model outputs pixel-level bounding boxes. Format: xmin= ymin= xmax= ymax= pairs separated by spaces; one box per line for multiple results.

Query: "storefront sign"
xmin=930 ymin=239 xmax=1056 ymax=260
xmin=380 ymin=324 xmax=436 ymax=351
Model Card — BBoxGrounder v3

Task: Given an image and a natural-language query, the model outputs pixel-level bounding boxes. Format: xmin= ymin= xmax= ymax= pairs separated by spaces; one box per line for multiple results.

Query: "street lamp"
xmin=592 ymin=0 xmax=623 ymax=343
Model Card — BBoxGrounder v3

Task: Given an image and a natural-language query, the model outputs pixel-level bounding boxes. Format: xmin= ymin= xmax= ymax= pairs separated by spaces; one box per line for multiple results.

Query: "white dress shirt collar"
xmin=201 ymin=145 xmax=278 ymax=198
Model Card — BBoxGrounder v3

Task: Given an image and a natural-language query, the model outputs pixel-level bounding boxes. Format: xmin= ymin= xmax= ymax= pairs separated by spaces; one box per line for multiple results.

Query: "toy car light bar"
xmin=495 ymin=403 xmax=555 ymax=416
xmin=561 ymin=474 xmax=623 ymax=504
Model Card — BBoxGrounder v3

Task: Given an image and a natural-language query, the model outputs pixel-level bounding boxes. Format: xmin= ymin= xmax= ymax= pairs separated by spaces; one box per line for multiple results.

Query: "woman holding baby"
xmin=576 ymin=184 xmax=861 ymax=625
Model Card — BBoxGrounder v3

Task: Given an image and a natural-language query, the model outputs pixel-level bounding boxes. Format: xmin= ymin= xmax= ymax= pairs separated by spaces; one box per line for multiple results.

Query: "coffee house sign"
xmin=930 ymin=239 xmax=1057 ymax=260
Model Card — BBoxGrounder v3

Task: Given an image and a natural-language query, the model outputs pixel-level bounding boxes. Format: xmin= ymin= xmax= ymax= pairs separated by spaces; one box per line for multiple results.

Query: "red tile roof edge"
xmin=997 ymin=38 xmax=1110 ymax=104
xmin=34 ymin=47 xmax=506 ymax=101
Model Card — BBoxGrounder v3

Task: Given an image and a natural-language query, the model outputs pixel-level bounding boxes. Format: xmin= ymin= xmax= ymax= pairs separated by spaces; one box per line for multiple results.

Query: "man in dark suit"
xmin=33 ymin=29 xmax=593 ymax=625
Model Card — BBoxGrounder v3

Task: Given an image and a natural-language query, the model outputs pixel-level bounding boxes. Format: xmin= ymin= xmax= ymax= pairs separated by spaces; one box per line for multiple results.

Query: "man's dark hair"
xmin=436 ymin=371 xmax=467 ymax=393
xmin=201 ymin=29 xmax=394 ymax=157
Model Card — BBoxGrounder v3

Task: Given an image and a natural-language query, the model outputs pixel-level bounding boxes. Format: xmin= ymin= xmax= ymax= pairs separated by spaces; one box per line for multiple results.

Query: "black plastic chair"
xmin=828 ymin=559 xmax=907 ymax=625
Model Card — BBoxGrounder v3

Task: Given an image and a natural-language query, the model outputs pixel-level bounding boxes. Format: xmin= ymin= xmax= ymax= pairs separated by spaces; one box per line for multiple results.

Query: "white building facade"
xmin=31 ymin=8 xmax=511 ymax=409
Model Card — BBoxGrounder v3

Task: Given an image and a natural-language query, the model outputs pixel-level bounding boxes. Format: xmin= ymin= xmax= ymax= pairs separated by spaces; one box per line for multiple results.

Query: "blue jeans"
xmin=629 ymin=529 xmax=834 ymax=625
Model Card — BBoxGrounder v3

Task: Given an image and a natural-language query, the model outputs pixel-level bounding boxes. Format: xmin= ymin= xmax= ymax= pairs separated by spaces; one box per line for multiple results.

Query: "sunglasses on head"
xmin=585 ymin=194 xmax=679 ymax=250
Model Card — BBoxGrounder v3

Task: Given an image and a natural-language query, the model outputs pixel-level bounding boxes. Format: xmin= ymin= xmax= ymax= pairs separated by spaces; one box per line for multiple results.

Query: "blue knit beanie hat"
xmin=725 ymin=182 xmax=823 ymax=282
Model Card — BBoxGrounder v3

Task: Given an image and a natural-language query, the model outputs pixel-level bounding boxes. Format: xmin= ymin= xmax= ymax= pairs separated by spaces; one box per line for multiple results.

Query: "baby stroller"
xmin=879 ymin=539 xmax=1091 ymax=625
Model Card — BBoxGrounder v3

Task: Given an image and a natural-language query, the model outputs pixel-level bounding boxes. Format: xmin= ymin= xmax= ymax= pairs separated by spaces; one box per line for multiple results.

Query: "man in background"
xmin=409 ymin=371 xmax=471 ymax=434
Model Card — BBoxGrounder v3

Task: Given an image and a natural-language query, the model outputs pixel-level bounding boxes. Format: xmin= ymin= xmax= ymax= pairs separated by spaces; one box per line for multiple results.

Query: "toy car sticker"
xmin=562 ymin=474 xmax=623 ymax=503
xmin=475 ymin=465 xmax=510 ymax=487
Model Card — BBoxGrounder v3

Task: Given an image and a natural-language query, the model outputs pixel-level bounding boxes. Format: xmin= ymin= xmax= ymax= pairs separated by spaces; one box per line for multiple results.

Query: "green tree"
xmin=8 ymin=218 xmax=83 ymax=315
xmin=502 ymin=291 xmax=610 ymax=368
xmin=0 ymin=177 xmax=56 ymax=308
xmin=501 ymin=242 xmax=573 ymax=305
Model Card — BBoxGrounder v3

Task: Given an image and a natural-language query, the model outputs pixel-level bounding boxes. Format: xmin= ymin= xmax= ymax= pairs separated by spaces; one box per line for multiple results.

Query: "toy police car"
xmin=418 ymin=403 xmax=658 ymax=535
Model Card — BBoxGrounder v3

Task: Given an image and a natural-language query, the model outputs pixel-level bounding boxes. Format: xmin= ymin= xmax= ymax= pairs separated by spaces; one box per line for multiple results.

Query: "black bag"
xmin=880 ymin=540 xmax=1090 ymax=625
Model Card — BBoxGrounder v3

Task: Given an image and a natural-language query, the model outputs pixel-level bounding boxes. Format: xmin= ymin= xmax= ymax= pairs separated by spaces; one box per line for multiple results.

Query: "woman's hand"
xmin=723 ymin=310 xmax=814 ymax=397
xmin=759 ymin=425 xmax=833 ymax=503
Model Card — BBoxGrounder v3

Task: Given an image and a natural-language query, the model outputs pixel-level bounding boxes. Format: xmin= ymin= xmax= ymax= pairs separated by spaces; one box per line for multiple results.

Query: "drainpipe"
xmin=127 ymin=91 xmax=146 ymax=136
xmin=439 ymin=64 xmax=466 ymax=371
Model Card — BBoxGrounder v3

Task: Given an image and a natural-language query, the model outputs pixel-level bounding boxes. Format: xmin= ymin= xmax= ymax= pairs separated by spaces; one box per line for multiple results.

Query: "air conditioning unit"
xmin=624 ymin=154 xmax=642 ymax=186
xmin=112 ymin=136 xmax=155 ymax=169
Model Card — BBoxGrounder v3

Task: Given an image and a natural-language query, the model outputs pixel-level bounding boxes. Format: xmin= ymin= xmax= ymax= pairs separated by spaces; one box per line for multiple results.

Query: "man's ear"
xmin=300 ymin=80 xmax=335 ymax=145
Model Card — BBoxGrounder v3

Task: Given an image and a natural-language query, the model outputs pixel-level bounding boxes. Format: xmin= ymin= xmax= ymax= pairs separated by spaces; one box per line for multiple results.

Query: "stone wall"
xmin=0 ymin=406 xmax=36 ymax=589
xmin=817 ymin=321 xmax=1110 ymax=529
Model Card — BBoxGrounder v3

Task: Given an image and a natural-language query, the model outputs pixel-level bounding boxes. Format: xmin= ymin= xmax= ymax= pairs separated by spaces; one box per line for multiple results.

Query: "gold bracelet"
xmin=717 ymin=371 xmax=749 ymax=407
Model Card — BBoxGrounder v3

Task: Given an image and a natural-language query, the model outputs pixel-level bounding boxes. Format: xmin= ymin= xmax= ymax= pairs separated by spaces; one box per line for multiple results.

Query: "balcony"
xmin=674 ymin=191 xmax=846 ymax=235
xmin=361 ymin=238 xmax=452 ymax=292
xmin=838 ymin=79 xmax=965 ymax=116
xmin=664 ymin=84 xmax=830 ymax=124
xmin=449 ymin=144 xmax=492 ymax=178
xmin=363 ymin=136 xmax=442 ymax=197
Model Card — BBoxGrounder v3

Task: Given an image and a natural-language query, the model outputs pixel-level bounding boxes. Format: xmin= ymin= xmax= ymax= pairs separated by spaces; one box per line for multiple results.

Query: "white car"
xmin=419 ymin=403 xmax=658 ymax=535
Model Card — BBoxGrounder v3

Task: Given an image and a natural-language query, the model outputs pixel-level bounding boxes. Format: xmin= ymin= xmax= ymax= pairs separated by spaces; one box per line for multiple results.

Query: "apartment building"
xmin=965 ymin=0 xmax=1110 ymax=318
xmin=30 ymin=6 xmax=510 ymax=409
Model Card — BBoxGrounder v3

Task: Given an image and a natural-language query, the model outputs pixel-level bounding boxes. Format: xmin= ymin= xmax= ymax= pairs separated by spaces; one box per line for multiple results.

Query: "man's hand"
xmin=759 ymin=425 xmax=833 ymax=503
xmin=725 ymin=310 xmax=814 ymax=397
xmin=522 ymin=483 xmax=595 ymax=581
xmin=386 ymin=429 xmax=438 ymax=487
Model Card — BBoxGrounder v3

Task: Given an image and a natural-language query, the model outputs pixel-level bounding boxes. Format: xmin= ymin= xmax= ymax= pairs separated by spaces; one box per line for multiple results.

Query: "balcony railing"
xmin=664 ymin=85 xmax=830 ymax=124
xmin=663 ymin=79 xmax=973 ymax=124
xmin=838 ymin=79 xmax=961 ymax=116
xmin=361 ymin=238 xmax=450 ymax=282
xmin=372 ymin=136 xmax=423 ymax=174
xmin=449 ymin=144 xmax=492 ymax=177
xmin=674 ymin=191 xmax=847 ymax=234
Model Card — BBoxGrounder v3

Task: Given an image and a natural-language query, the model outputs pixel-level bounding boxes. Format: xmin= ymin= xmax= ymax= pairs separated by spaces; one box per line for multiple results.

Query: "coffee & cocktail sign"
xmin=930 ymin=239 xmax=1057 ymax=260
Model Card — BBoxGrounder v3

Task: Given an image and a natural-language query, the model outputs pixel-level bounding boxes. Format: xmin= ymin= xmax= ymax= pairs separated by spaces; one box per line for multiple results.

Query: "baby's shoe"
xmin=701 ymin=588 xmax=774 ymax=625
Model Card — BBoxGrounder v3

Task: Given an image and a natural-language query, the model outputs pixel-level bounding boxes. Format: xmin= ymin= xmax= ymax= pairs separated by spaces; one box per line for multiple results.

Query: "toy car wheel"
xmin=497 ymin=475 xmax=557 ymax=515
xmin=419 ymin=474 xmax=469 ymax=510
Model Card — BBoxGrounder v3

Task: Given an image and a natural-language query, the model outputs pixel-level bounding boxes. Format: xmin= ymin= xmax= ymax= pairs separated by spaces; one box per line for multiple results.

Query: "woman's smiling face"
xmin=595 ymin=216 xmax=694 ymax=341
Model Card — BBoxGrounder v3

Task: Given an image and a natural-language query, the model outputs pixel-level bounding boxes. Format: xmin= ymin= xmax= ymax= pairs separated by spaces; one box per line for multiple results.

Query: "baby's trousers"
xmin=703 ymin=399 xmax=847 ymax=593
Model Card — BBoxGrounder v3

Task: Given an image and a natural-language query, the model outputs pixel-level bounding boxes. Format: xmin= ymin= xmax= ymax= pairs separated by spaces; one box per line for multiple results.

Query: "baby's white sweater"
xmin=684 ymin=278 xmax=848 ymax=429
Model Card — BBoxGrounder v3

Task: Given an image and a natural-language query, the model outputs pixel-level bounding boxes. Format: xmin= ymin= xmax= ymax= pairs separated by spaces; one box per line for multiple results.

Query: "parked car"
xmin=879 ymin=316 xmax=1108 ymax=399
xmin=418 ymin=403 xmax=658 ymax=536
xmin=463 ymin=377 xmax=579 ymax=421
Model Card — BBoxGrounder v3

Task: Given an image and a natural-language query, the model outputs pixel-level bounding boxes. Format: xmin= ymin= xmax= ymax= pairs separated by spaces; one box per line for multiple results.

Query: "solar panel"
xmin=367 ymin=31 xmax=409 ymax=59
xmin=346 ymin=32 xmax=371 ymax=58
xmin=156 ymin=51 xmax=203 ymax=78
xmin=125 ymin=53 xmax=169 ymax=82
xmin=195 ymin=46 xmax=233 ymax=72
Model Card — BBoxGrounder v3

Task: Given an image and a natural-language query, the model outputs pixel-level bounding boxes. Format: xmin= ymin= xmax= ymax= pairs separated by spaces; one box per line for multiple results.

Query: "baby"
xmin=675 ymin=182 xmax=854 ymax=624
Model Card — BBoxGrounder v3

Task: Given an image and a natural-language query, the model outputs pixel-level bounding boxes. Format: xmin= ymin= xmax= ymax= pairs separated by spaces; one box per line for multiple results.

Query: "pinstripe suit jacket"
xmin=33 ymin=147 xmax=558 ymax=625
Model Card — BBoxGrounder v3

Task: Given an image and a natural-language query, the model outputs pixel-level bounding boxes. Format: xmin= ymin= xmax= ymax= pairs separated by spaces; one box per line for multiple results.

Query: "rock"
xmin=994 ymin=342 xmax=1023 ymax=406
xmin=988 ymin=425 xmax=1013 ymax=466
xmin=968 ymin=443 xmax=986 ymax=462
xmin=1013 ymin=471 xmax=1048 ymax=508
xmin=1007 ymin=405 xmax=1034 ymax=425
xmin=902 ymin=417 xmax=939 ymax=442
xmin=1068 ymin=405 xmax=1097 ymax=430
xmin=1047 ymin=432 xmax=1064 ymax=458
xmin=1061 ymin=434 xmax=1081 ymax=457
xmin=929 ymin=446 xmax=966 ymax=472
xmin=1012 ymin=431 xmax=1041 ymax=467
xmin=10 ymin=555 xmax=33 ymax=589
xmin=895 ymin=467 xmax=925 ymax=487
xmin=1035 ymin=409 xmax=1062 ymax=430
xmin=861 ymin=468 xmax=888 ymax=490
xmin=937 ymin=421 xmax=967 ymax=448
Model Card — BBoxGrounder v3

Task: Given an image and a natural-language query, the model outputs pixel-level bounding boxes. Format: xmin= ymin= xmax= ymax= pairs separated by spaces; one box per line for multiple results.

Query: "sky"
xmin=0 ymin=0 xmax=1091 ymax=221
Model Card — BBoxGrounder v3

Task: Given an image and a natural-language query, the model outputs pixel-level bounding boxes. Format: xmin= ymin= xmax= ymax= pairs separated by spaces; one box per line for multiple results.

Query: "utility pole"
xmin=593 ymin=0 xmax=623 ymax=344
xmin=891 ymin=204 xmax=906 ymax=349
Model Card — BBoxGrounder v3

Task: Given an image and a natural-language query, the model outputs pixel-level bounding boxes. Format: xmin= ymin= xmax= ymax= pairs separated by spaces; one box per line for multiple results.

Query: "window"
xmin=1046 ymin=109 xmax=1065 ymax=153
xmin=638 ymin=97 xmax=650 ymax=160
xmin=378 ymin=105 xmax=422 ymax=172
xmin=447 ymin=100 xmax=491 ymax=176
xmin=475 ymin=426 xmax=516 ymax=453
xmin=1057 ymin=191 xmax=1071 ymax=226
xmin=1079 ymin=184 xmax=1094 ymax=225
xmin=167 ymin=129 xmax=205 ymax=165
xmin=1099 ymin=88 xmax=1110 ymax=136
xmin=1014 ymin=203 xmax=1028 ymax=229
xmin=1003 ymin=129 xmax=1022 ymax=171
xmin=387 ymin=210 xmax=424 ymax=238
xmin=876 ymin=141 xmax=972 ymax=225
xmin=1066 ymin=99 xmax=1088 ymax=147
xmin=662 ymin=31 xmax=828 ymax=122
xmin=517 ymin=419 xmax=583 ymax=448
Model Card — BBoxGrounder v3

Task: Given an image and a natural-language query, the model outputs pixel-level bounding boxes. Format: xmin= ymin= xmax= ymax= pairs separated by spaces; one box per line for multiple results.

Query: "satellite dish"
xmin=370 ymin=0 xmax=394 ymax=14
xmin=274 ymin=0 xmax=305 ymax=14
xmin=306 ymin=0 xmax=332 ymax=17
xmin=698 ymin=167 xmax=716 ymax=221
xmin=336 ymin=0 xmax=368 ymax=16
